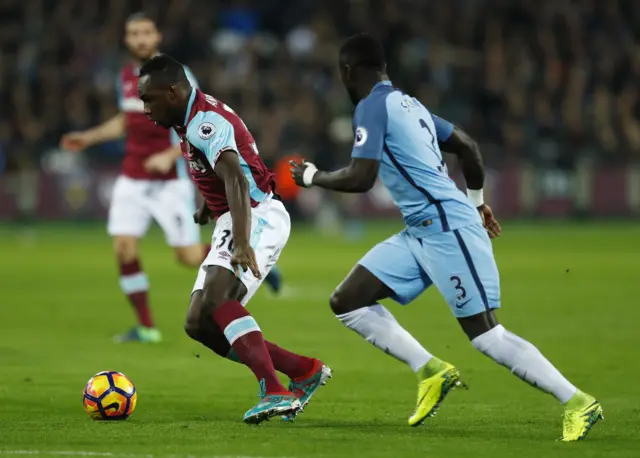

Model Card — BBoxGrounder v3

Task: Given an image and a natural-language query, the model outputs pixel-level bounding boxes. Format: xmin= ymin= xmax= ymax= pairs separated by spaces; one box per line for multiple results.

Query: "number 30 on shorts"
xmin=216 ymin=229 xmax=234 ymax=251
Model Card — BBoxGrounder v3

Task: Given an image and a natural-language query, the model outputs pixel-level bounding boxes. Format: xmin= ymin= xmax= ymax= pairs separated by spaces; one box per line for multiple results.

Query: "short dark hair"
xmin=139 ymin=54 xmax=189 ymax=87
xmin=339 ymin=34 xmax=386 ymax=70
xmin=126 ymin=12 xmax=156 ymax=26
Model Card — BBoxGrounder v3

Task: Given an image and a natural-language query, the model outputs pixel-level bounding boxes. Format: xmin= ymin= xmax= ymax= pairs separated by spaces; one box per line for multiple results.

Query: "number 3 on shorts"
xmin=450 ymin=275 xmax=466 ymax=300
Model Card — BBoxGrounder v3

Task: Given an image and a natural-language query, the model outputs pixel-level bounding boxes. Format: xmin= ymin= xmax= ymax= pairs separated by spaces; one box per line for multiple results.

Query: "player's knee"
xmin=458 ymin=310 xmax=500 ymax=341
xmin=113 ymin=237 xmax=138 ymax=263
xmin=329 ymin=288 xmax=352 ymax=315
xmin=185 ymin=291 xmax=204 ymax=341
xmin=184 ymin=319 xmax=201 ymax=341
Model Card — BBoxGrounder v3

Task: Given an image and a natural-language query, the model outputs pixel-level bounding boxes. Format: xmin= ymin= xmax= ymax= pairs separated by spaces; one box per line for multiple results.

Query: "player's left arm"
xmin=187 ymin=111 xmax=260 ymax=278
xmin=291 ymin=97 xmax=383 ymax=193
xmin=433 ymin=114 xmax=501 ymax=237
xmin=215 ymin=151 xmax=261 ymax=279
xmin=433 ymin=115 xmax=484 ymax=190
xmin=144 ymin=66 xmax=201 ymax=175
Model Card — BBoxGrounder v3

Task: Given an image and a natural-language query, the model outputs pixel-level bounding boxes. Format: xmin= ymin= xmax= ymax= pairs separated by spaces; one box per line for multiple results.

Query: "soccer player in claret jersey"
xmin=291 ymin=34 xmax=602 ymax=441
xmin=137 ymin=54 xmax=331 ymax=424
xmin=60 ymin=13 xmax=282 ymax=343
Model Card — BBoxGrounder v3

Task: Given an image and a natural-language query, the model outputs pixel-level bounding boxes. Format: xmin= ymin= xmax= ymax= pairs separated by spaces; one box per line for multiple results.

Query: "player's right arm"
xmin=60 ymin=113 xmax=126 ymax=152
xmin=291 ymin=97 xmax=383 ymax=193
xmin=432 ymin=114 xmax=501 ymax=238
xmin=61 ymin=73 xmax=130 ymax=152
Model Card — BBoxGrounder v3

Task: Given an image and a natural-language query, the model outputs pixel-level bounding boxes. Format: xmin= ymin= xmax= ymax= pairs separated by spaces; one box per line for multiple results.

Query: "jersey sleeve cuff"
xmin=351 ymin=150 xmax=382 ymax=161
xmin=211 ymin=146 xmax=238 ymax=166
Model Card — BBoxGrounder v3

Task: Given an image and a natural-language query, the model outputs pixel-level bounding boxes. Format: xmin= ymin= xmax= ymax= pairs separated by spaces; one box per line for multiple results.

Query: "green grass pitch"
xmin=0 ymin=222 xmax=638 ymax=458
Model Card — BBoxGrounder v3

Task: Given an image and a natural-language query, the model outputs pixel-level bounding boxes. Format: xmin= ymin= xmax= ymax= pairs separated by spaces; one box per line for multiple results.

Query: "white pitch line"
xmin=0 ymin=452 xmax=285 ymax=458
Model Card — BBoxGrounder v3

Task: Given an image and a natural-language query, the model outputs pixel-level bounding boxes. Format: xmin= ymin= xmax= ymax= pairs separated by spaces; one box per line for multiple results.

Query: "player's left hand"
xmin=290 ymin=160 xmax=317 ymax=188
xmin=479 ymin=204 xmax=501 ymax=239
xmin=231 ymin=244 xmax=262 ymax=280
xmin=144 ymin=152 xmax=175 ymax=174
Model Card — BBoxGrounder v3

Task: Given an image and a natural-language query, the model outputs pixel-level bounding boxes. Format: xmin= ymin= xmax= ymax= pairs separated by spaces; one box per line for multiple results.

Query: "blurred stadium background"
xmin=2 ymin=0 xmax=640 ymax=224
xmin=1 ymin=1 xmax=639 ymax=457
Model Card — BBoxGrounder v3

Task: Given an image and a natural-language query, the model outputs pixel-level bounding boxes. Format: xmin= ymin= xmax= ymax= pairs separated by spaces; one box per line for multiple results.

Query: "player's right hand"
xmin=289 ymin=160 xmax=317 ymax=188
xmin=60 ymin=132 xmax=90 ymax=152
xmin=479 ymin=204 xmax=501 ymax=239
xmin=193 ymin=204 xmax=212 ymax=225
xmin=231 ymin=244 xmax=262 ymax=280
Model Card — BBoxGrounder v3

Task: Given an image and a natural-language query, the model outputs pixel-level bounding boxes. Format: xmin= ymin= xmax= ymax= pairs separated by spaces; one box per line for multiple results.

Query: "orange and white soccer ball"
xmin=83 ymin=371 xmax=137 ymax=420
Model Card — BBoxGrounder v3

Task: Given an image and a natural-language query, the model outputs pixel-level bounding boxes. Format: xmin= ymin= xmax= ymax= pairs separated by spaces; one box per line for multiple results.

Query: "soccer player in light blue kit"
xmin=291 ymin=34 xmax=602 ymax=441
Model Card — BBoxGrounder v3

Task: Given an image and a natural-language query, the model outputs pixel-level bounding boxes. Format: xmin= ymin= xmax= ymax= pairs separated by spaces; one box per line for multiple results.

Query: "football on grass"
xmin=83 ymin=371 xmax=137 ymax=420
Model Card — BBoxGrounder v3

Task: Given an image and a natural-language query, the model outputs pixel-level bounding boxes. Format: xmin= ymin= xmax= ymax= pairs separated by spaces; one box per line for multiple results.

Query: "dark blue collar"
xmin=184 ymin=89 xmax=197 ymax=126
xmin=372 ymin=80 xmax=392 ymax=92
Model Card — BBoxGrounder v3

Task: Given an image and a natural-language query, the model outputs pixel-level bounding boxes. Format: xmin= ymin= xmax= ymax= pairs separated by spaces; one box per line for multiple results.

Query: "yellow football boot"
xmin=408 ymin=362 xmax=463 ymax=427
xmin=560 ymin=391 xmax=604 ymax=441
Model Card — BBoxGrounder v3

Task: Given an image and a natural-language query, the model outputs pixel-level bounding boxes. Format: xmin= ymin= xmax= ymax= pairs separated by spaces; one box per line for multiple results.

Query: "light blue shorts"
xmin=358 ymin=223 xmax=501 ymax=318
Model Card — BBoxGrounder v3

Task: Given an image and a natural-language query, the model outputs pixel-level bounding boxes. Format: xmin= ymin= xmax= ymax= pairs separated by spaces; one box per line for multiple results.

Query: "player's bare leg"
xmin=189 ymin=265 xmax=304 ymax=423
xmin=112 ymin=235 xmax=161 ymax=343
xmin=459 ymin=311 xmax=603 ymax=441
xmin=330 ymin=265 xmax=460 ymax=426
xmin=174 ymin=243 xmax=210 ymax=268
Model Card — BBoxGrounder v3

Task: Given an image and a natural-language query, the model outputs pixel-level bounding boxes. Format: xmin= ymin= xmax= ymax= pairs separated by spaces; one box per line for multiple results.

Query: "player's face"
xmin=138 ymin=76 xmax=175 ymax=128
xmin=125 ymin=19 xmax=161 ymax=61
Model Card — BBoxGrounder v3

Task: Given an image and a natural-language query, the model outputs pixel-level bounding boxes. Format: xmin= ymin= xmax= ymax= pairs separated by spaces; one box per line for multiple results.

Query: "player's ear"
xmin=167 ymin=84 xmax=177 ymax=101
xmin=344 ymin=64 xmax=352 ymax=82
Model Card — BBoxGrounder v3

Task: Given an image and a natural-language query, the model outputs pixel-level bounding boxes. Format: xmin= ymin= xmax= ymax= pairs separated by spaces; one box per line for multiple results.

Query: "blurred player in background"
xmin=138 ymin=54 xmax=330 ymax=424
xmin=292 ymin=34 xmax=602 ymax=441
xmin=60 ymin=14 xmax=283 ymax=343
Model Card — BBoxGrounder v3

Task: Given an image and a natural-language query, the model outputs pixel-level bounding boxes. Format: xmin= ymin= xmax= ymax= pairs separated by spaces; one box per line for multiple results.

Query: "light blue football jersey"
xmin=351 ymin=81 xmax=481 ymax=234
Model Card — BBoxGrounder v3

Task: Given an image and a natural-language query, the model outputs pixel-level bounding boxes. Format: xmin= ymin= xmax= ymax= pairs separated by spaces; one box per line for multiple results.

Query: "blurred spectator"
xmin=1 ymin=0 xmax=640 ymax=177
